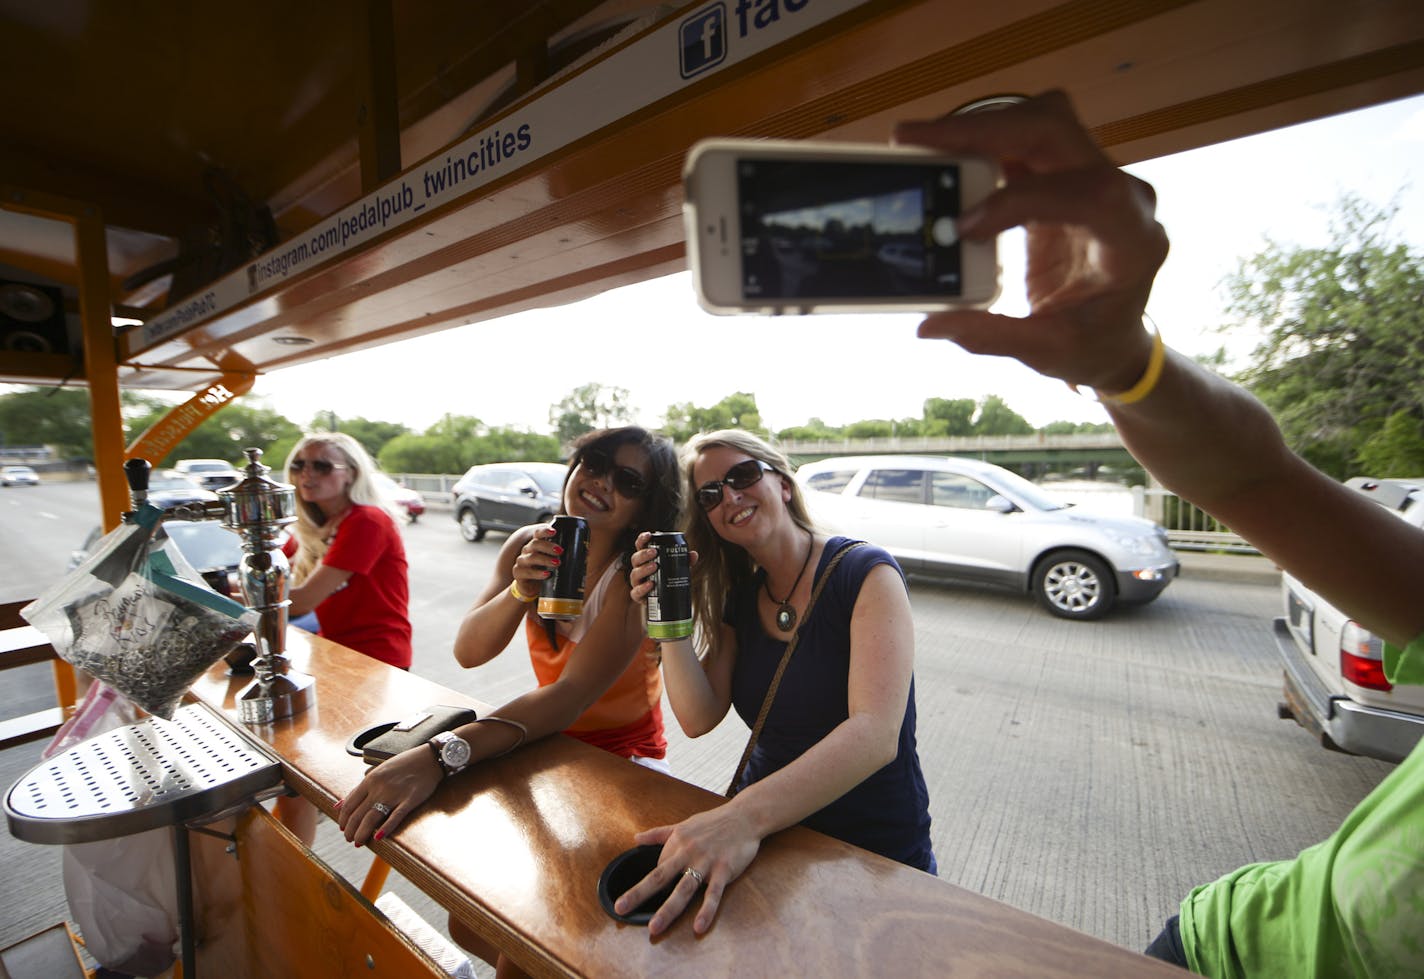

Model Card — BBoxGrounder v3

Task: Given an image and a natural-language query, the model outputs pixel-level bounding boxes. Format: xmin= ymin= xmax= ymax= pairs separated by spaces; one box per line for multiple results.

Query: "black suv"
xmin=452 ymin=462 xmax=566 ymax=541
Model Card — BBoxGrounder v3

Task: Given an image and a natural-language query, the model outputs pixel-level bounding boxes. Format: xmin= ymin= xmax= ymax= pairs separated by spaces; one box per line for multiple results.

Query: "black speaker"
xmin=0 ymin=281 xmax=69 ymax=355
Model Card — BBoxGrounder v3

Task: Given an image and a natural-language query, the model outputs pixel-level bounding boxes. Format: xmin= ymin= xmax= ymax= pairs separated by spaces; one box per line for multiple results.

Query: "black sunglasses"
xmin=696 ymin=459 xmax=775 ymax=510
xmin=579 ymin=448 xmax=648 ymax=499
xmin=289 ymin=458 xmax=348 ymax=475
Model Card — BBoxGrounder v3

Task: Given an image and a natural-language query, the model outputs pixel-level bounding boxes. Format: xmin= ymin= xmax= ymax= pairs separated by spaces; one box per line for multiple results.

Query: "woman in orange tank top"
xmin=338 ymin=426 xmax=682 ymax=977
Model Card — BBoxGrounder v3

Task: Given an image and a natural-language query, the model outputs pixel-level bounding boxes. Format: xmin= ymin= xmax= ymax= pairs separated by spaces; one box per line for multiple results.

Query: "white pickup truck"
xmin=1275 ymin=477 xmax=1424 ymax=763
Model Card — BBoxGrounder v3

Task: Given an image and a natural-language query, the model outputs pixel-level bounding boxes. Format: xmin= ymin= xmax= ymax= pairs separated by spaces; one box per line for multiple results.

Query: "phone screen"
xmin=736 ymin=159 xmax=964 ymax=301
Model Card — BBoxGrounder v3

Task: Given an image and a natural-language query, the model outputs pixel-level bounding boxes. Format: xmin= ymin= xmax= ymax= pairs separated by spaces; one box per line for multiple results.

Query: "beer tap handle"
xmin=124 ymin=457 xmax=152 ymax=517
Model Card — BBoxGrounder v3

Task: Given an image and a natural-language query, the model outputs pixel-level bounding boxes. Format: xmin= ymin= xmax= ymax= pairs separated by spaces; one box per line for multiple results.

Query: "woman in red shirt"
xmin=283 ymin=432 xmax=412 ymax=669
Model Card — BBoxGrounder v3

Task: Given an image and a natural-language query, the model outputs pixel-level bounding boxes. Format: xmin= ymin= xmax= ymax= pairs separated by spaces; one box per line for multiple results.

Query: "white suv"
xmin=174 ymin=458 xmax=242 ymax=491
xmin=1275 ymin=476 xmax=1424 ymax=762
xmin=795 ymin=455 xmax=1178 ymax=620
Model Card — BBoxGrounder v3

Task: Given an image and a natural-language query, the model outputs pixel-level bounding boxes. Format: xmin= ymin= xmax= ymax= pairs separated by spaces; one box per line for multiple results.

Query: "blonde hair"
xmin=285 ymin=433 xmax=402 ymax=584
xmin=680 ymin=430 xmax=816 ymax=662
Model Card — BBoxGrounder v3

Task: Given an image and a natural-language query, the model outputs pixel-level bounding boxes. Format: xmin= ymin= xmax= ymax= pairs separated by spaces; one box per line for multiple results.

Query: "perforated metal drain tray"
xmin=5 ymin=702 xmax=283 ymax=845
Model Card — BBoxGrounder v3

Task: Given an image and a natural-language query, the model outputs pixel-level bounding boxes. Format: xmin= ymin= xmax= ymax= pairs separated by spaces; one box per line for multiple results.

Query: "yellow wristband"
xmin=509 ymin=580 xmax=538 ymax=604
xmin=1096 ymin=327 xmax=1165 ymax=406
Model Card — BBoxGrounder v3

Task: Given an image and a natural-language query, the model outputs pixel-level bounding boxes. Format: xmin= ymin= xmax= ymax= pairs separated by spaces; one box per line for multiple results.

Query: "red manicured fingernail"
xmin=374 ymin=830 xmax=385 ymax=842
xmin=553 ymin=544 xmax=564 ymax=554
xmin=334 ymin=799 xmax=343 ymax=809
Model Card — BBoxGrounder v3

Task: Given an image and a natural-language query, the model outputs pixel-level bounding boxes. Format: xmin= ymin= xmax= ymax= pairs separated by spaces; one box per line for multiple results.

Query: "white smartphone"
xmin=683 ymin=138 xmax=1001 ymax=315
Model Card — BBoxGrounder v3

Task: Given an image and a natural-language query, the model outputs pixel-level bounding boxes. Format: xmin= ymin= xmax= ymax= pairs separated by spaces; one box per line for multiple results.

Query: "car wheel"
xmin=458 ymin=507 xmax=485 ymax=542
xmin=1033 ymin=550 xmax=1115 ymax=620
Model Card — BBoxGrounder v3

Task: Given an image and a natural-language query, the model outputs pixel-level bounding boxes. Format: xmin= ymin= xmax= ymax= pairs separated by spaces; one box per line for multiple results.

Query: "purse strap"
xmin=726 ymin=539 xmax=867 ymax=797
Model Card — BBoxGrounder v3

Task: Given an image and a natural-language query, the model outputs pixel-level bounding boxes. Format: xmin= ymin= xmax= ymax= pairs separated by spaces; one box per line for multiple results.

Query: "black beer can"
xmin=539 ymin=515 xmax=589 ymax=620
xmin=645 ymin=531 xmax=693 ymax=640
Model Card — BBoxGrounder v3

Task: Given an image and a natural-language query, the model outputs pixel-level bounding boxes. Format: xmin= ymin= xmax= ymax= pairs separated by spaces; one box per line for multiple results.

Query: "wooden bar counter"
xmin=189 ymin=632 xmax=1179 ymax=978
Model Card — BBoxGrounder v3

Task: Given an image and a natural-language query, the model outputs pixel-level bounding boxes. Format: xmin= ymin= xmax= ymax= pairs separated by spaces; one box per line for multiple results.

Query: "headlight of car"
xmin=1104 ymin=526 xmax=1171 ymax=559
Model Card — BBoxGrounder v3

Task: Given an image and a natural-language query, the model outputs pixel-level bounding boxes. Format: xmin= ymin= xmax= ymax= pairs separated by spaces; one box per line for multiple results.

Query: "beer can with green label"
xmin=646 ymin=531 xmax=692 ymax=640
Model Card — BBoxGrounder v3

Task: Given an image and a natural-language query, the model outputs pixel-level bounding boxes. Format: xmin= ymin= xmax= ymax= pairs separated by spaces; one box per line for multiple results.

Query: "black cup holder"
xmin=597 ymin=844 xmax=676 ymax=925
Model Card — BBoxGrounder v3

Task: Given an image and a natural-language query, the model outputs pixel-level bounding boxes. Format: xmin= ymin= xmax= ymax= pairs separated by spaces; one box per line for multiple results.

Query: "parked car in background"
xmin=373 ymin=472 xmax=425 ymax=522
xmin=452 ymin=462 xmax=567 ymax=542
xmin=174 ymin=458 xmax=242 ymax=491
xmin=1275 ymin=476 xmax=1424 ymax=762
xmin=1 ymin=465 xmax=40 ymax=486
xmin=795 ymin=455 xmax=1178 ymax=620
xmin=146 ymin=469 xmax=221 ymax=509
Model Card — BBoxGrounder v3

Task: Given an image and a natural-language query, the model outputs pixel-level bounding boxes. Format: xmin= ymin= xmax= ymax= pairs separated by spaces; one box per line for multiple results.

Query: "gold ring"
xmin=681 ymin=866 xmax=705 ymax=885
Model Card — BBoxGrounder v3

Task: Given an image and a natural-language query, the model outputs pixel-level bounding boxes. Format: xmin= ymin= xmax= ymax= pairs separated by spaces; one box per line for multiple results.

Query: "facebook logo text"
xmin=680 ymin=4 xmax=726 ymax=78
xmin=679 ymin=1 xmax=814 ymax=80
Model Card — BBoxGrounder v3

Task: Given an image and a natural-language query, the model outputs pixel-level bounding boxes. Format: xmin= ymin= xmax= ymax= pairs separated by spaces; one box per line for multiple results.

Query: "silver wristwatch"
xmin=428 ymin=730 xmax=471 ymax=776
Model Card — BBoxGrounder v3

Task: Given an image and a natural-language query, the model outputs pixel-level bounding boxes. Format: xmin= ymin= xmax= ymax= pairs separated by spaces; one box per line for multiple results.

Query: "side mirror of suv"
xmin=985 ymin=494 xmax=1015 ymax=514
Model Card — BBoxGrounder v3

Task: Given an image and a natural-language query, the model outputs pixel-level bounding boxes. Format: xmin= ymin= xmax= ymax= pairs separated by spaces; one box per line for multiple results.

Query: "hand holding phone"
xmin=683 ymin=139 xmax=1000 ymax=315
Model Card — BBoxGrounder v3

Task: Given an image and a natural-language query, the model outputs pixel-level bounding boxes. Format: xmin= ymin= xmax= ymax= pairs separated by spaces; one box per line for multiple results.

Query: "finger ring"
xmin=681 ymin=866 xmax=705 ymax=885
xmin=372 ymin=801 xmax=392 ymax=817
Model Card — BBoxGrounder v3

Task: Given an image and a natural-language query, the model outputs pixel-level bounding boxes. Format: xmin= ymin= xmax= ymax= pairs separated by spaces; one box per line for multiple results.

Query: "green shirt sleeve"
xmin=1179 ymin=629 xmax=1424 ymax=978
xmin=1383 ymin=629 xmax=1424 ymax=686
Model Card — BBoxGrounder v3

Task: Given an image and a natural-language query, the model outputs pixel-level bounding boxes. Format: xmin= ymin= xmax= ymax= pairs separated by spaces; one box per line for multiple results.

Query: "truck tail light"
xmin=1340 ymin=621 xmax=1393 ymax=691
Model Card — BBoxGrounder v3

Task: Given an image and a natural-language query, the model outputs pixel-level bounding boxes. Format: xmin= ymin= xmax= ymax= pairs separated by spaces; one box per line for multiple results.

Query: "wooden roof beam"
xmin=356 ymin=0 xmax=402 ymax=194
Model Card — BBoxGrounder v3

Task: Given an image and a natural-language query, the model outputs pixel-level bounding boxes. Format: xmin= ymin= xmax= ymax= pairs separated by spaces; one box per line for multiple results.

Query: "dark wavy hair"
xmin=563 ymin=426 xmax=683 ymax=574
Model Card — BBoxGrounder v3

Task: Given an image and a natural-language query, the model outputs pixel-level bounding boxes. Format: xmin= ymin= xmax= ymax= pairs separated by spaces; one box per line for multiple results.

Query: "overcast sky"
xmin=84 ymin=93 xmax=1424 ymax=436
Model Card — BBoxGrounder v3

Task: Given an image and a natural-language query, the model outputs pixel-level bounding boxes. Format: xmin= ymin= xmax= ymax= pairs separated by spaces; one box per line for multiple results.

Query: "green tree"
xmin=776 ymin=417 xmax=842 ymax=441
xmin=311 ymin=414 xmax=412 ymax=460
xmin=1355 ymin=410 xmax=1424 ymax=476
xmin=469 ymin=428 xmax=561 ymax=465
xmin=923 ymin=397 xmax=975 ymax=436
xmin=378 ymin=432 xmax=462 ymax=474
xmin=843 ymin=419 xmax=894 ymax=439
xmin=263 ymin=435 xmax=302 ymax=471
xmin=1040 ymin=420 xmax=1114 ymax=435
xmin=662 ymin=392 xmax=765 ymax=442
xmin=376 ymin=414 xmax=481 ymax=474
xmin=1223 ymin=195 xmax=1424 ymax=478
xmin=123 ymin=397 xmax=301 ymax=467
xmin=0 ymin=387 xmax=96 ymax=459
xmin=376 ymin=415 xmax=560 ymax=474
xmin=972 ymin=395 xmax=1033 ymax=435
xmin=159 ymin=402 xmax=302 ymax=467
xmin=549 ymin=383 xmax=633 ymax=445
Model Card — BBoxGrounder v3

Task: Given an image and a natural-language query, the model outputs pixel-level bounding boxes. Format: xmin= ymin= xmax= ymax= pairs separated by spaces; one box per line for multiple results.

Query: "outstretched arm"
xmin=450 ymin=525 xmax=551 ymax=668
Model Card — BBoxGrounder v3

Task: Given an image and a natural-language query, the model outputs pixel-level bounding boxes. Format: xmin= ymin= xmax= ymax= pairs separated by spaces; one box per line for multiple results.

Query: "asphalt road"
xmin=0 ymin=481 xmax=1397 ymax=964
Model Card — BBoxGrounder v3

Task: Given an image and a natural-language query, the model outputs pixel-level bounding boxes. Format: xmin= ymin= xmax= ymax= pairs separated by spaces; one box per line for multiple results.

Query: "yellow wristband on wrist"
xmin=1092 ymin=327 xmax=1166 ymax=406
xmin=509 ymin=580 xmax=538 ymax=604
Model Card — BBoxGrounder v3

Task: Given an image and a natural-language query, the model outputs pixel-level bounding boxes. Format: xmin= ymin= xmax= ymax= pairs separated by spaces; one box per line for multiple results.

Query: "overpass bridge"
xmin=779 ymin=433 xmax=1135 ymax=476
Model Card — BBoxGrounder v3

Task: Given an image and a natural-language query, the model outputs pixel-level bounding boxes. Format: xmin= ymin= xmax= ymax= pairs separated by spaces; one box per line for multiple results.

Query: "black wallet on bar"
xmin=355 ymin=704 xmax=479 ymax=765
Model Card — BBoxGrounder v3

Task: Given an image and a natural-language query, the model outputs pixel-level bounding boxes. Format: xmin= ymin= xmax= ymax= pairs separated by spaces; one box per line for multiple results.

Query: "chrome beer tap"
xmin=220 ymin=447 xmax=316 ymax=723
